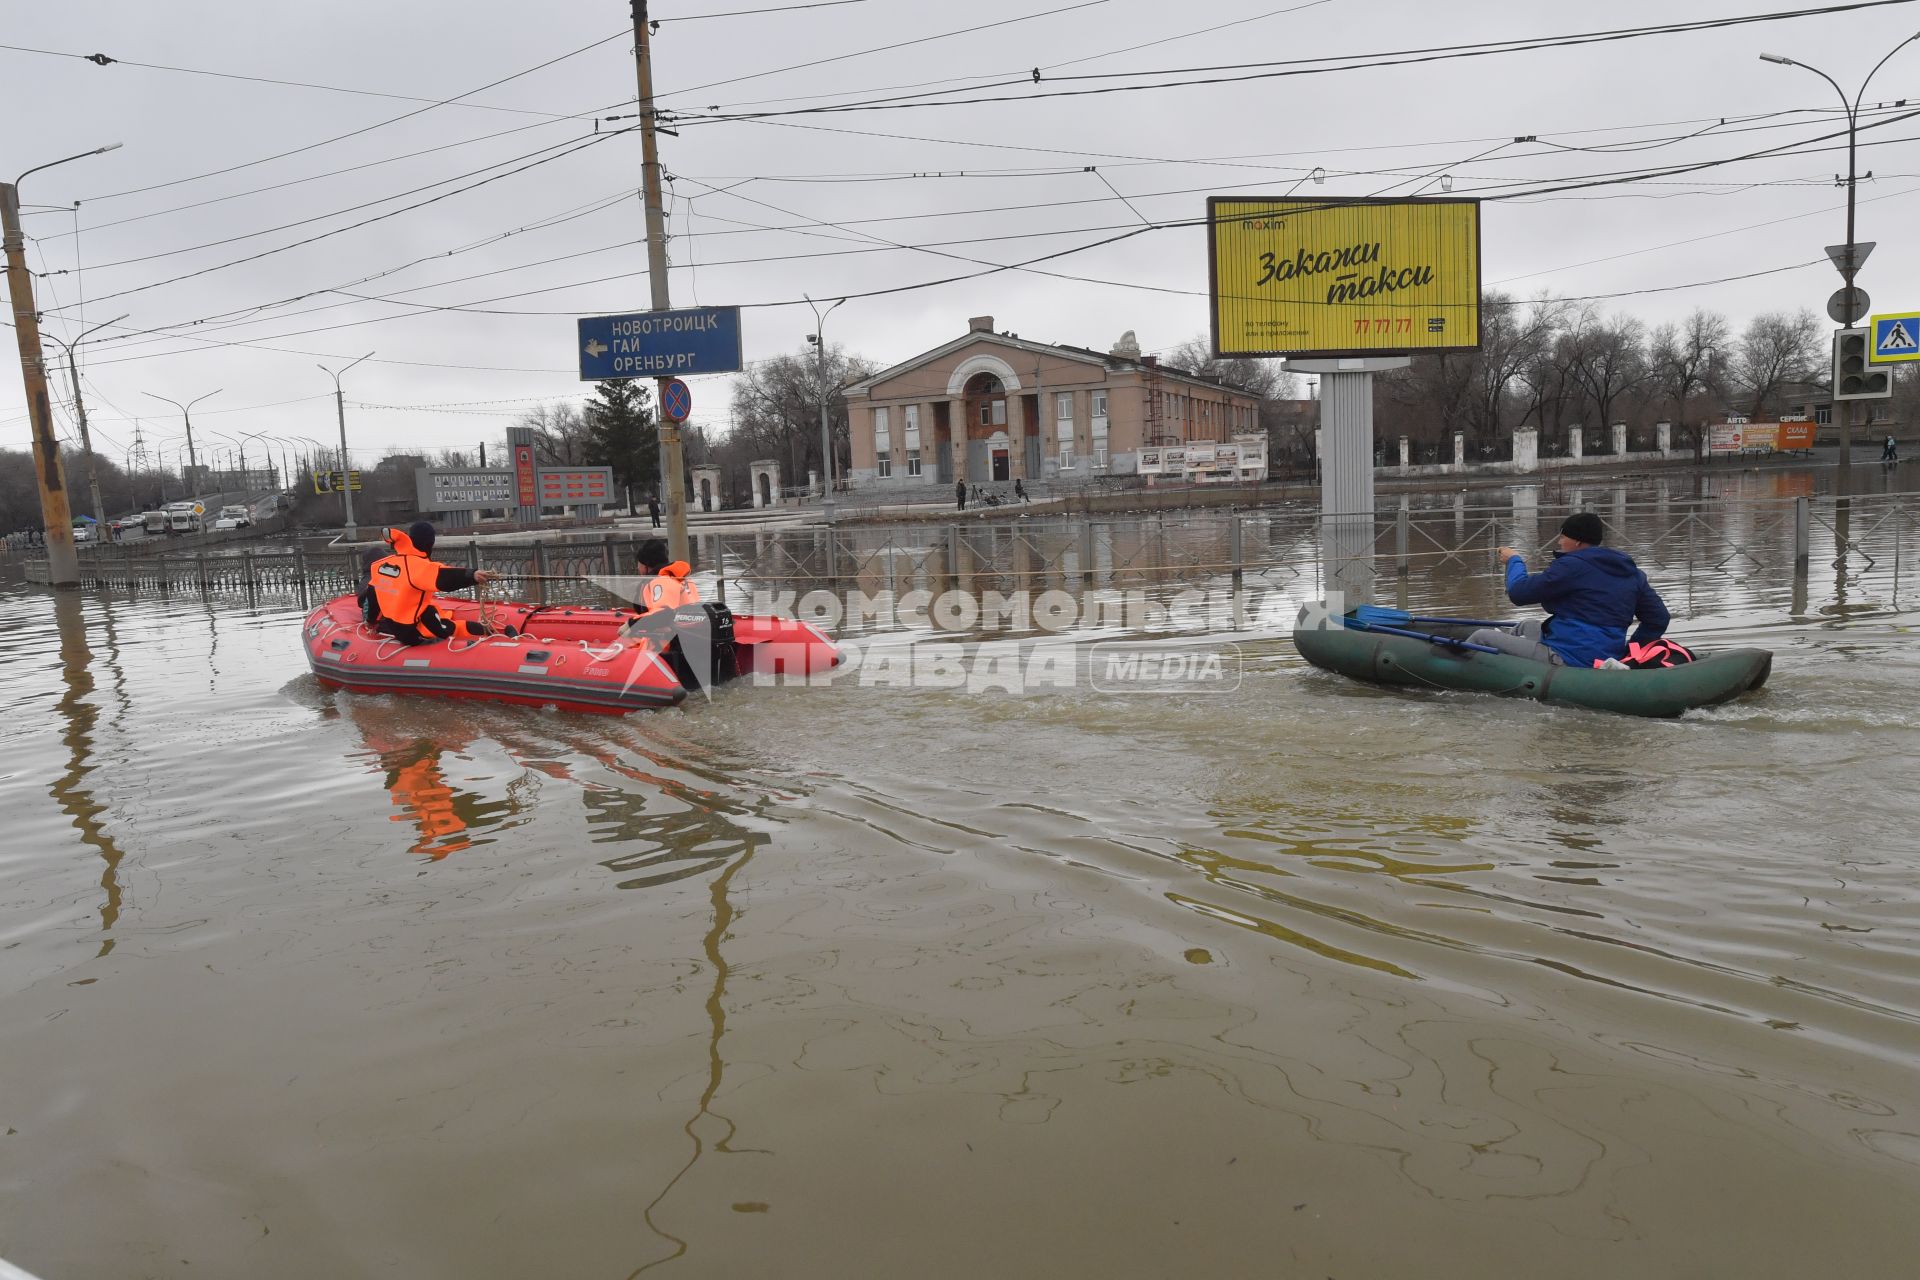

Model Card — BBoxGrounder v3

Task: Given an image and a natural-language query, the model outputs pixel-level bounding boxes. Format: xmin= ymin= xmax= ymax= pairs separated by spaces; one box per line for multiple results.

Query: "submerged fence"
xmin=22 ymin=490 xmax=1920 ymax=621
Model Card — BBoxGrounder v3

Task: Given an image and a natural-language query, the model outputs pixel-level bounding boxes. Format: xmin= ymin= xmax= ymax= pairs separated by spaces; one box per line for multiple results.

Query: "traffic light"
xmin=1833 ymin=328 xmax=1892 ymax=400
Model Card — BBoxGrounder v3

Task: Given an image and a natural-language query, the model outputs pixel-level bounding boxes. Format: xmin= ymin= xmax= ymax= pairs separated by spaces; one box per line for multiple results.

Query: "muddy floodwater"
xmin=4 ymin=476 xmax=1920 ymax=1278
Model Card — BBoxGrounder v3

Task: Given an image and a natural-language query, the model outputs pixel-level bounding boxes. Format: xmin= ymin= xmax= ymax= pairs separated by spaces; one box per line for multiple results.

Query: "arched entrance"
xmin=964 ymin=372 xmax=1007 ymax=484
xmin=757 ymin=472 xmax=772 ymax=507
xmin=699 ymin=477 xmax=713 ymax=512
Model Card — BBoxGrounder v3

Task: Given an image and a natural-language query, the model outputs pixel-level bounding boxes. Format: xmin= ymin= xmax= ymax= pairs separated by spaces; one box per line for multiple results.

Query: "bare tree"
xmin=1562 ymin=310 xmax=1649 ymax=448
xmin=1728 ymin=308 xmax=1823 ymax=417
xmin=1164 ymin=336 xmax=1300 ymax=401
xmin=1650 ymin=309 xmax=1732 ymax=458
xmin=1469 ymin=293 xmax=1564 ymax=446
xmin=517 ymin=403 xmax=592 ymax=466
xmin=727 ymin=342 xmax=880 ymax=484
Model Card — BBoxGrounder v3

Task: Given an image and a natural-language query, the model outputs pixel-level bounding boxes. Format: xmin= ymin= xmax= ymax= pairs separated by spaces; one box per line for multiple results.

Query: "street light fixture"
xmin=1761 ymin=32 xmax=1920 ymax=481
xmin=143 ymin=388 xmax=222 ymax=493
xmin=42 ymin=313 xmax=130 ymax=536
xmin=803 ymin=296 xmax=845 ymax=522
xmin=318 ymin=352 xmax=374 ymax=540
xmin=1 ymin=141 xmax=124 ymax=586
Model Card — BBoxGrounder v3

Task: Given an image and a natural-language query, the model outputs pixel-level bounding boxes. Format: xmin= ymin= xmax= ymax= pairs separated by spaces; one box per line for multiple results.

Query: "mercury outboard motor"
xmin=662 ymin=601 xmax=739 ymax=691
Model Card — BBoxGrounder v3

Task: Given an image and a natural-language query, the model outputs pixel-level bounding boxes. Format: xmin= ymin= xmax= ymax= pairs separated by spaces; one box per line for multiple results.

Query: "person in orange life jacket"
xmin=1469 ymin=512 xmax=1671 ymax=668
xmin=633 ymin=537 xmax=700 ymax=614
xmin=365 ymin=520 xmax=501 ymax=646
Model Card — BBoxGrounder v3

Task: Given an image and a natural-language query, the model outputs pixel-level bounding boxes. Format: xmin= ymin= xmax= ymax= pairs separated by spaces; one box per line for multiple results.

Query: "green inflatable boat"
xmin=1292 ymin=605 xmax=1772 ymax=719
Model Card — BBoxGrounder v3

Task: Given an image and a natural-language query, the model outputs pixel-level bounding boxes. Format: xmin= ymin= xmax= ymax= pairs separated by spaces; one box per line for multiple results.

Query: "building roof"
xmin=844 ymin=327 xmax=1261 ymax=403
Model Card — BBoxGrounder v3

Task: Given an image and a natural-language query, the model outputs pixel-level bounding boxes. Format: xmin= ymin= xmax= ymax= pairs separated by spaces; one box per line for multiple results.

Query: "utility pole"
xmin=3 ymin=147 xmax=123 ymax=586
xmin=48 ymin=314 xmax=129 ymax=538
xmin=633 ymin=0 xmax=689 ymax=563
xmin=319 ymin=352 xmax=373 ymax=540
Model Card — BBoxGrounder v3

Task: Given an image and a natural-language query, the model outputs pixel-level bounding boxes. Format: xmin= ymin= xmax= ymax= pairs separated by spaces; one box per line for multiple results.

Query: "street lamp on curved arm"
xmin=803 ymin=295 xmax=847 ymax=519
xmin=142 ymin=389 xmax=222 ymax=493
xmin=318 ymin=352 xmax=375 ymax=540
xmin=41 ymin=313 xmax=129 ymax=534
xmin=1761 ymin=32 xmax=1920 ymax=486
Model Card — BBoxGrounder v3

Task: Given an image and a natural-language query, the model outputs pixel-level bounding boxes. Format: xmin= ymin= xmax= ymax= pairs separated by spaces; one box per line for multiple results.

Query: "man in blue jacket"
xmin=1470 ymin=512 xmax=1670 ymax=668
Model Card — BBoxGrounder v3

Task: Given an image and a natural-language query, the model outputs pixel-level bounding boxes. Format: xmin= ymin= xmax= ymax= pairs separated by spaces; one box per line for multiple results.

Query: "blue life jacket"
xmin=1505 ymin=546 xmax=1670 ymax=668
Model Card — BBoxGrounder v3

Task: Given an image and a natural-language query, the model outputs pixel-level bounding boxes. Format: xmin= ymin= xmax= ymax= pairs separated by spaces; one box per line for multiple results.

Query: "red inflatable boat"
xmin=300 ymin=592 xmax=839 ymax=714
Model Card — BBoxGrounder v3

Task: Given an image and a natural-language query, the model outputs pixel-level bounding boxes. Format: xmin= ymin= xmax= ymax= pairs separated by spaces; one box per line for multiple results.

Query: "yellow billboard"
xmin=1208 ymin=196 xmax=1481 ymax=359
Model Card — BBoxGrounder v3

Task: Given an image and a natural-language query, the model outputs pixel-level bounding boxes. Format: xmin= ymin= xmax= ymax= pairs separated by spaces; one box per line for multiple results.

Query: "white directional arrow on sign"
xmin=584 ymin=339 xmax=609 ymax=358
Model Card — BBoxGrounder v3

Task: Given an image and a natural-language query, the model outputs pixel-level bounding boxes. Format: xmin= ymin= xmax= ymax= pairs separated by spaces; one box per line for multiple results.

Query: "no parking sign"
xmin=661 ymin=378 xmax=692 ymax=423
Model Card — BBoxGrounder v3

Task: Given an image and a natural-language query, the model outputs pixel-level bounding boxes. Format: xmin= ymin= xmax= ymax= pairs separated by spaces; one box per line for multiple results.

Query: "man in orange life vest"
xmin=634 ymin=538 xmax=699 ymax=615
xmin=365 ymin=520 xmax=500 ymax=645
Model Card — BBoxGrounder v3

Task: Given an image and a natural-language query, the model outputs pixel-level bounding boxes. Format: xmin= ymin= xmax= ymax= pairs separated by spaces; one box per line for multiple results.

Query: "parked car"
xmin=72 ymin=523 xmax=96 ymax=543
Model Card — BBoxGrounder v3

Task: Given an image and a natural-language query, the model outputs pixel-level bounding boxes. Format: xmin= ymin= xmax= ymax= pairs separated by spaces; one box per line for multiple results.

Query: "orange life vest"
xmin=369 ymin=527 xmax=444 ymax=629
xmin=641 ymin=561 xmax=700 ymax=613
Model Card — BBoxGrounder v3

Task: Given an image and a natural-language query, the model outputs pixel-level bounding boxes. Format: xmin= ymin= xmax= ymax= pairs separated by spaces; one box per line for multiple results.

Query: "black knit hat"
xmin=636 ymin=538 xmax=669 ymax=570
xmin=1560 ymin=512 xmax=1605 ymax=546
xmin=407 ymin=519 xmax=437 ymax=554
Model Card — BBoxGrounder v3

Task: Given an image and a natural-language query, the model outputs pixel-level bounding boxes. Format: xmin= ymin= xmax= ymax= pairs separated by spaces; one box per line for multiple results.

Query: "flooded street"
xmin=4 ymin=482 xmax=1920 ymax=1278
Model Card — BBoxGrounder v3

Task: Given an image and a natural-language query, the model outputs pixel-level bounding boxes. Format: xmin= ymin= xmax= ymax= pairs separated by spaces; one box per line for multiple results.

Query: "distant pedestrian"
xmin=647 ymin=495 xmax=662 ymax=528
xmin=1883 ymin=435 xmax=1899 ymax=463
xmin=1014 ymin=478 xmax=1027 ymax=503
xmin=955 ymin=480 xmax=967 ymax=511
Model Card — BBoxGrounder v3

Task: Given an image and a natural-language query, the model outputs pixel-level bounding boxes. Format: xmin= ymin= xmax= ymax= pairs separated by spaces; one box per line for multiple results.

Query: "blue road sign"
xmin=662 ymin=378 xmax=692 ymax=423
xmin=577 ymin=306 xmax=743 ymax=380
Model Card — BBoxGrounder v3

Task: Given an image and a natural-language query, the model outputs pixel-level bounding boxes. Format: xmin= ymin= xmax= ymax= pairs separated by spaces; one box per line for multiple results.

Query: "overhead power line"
xmin=661 ymin=0 xmax=1117 ymax=99
xmin=673 ymin=0 xmax=1920 ymax=120
xmin=75 ymin=28 xmax=630 ymax=203
xmin=46 ymin=129 xmax=633 ymax=312
xmin=0 ymin=42 xmax=588 ymax=119
xmin=655 ymin=0 xmax=873 ymax=20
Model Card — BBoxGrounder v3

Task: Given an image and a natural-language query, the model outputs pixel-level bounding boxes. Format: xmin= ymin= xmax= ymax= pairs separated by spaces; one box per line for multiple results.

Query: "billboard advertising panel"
xmin=513 ymin=445 xmax=538 ymax=507
xmin=537 ymin=468 xmax=613 ymax=504
xmin=1208 ymin=196 xmax=1481 ymax=359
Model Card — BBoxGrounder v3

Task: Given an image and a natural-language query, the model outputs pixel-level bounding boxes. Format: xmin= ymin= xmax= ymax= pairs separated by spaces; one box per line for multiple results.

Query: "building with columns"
xmin=845 ymin=316 xmax=1265 ymax=488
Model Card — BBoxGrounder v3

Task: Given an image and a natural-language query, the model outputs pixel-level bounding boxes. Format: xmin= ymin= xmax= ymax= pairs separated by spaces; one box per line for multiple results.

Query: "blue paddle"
xmin=1350 ymin=604 xmax=1513 ymax=630
xmin=1340 ymin=614 xmax=1504 ymax=655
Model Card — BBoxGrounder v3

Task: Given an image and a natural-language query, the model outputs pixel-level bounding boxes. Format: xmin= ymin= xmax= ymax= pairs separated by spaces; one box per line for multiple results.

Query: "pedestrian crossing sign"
xmin=1870 ymin=311 xmax=1920 ymax=362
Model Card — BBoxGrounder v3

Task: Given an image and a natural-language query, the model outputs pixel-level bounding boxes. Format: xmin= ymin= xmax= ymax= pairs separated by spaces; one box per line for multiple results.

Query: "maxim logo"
xmin=1242 ymin=218 xmax=1287 ymax=230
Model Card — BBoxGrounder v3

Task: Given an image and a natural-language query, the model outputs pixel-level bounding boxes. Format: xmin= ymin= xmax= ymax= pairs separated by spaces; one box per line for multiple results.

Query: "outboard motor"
xmin=663 ymin=601 xmax=739 ymax=690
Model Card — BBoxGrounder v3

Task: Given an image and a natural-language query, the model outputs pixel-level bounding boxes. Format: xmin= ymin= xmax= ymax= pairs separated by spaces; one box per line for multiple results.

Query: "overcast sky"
xmin=6 ymin=0 xmax=1920 ymax=468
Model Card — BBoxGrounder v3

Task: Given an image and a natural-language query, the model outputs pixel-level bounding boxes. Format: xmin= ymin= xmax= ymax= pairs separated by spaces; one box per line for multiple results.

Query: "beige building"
xmin=846 ymin=317 xmax=1266 ymax=488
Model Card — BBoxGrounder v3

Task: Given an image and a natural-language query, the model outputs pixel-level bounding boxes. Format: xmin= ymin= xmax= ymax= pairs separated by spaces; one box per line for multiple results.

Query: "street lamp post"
xmin=1762 ymin=33 xmax=1920 ymax=487
xmin=43 ymin=313 xmax=130 ymax=538
xmin=2 ymin=142 xmax=123 ymax=586
xmin=318 ymin=352 xmax=374 ymax=540
xmin=804 ymin=294 xmax=846 ymax=523
xmin=144 ymin=388 xmax=222 ymax=496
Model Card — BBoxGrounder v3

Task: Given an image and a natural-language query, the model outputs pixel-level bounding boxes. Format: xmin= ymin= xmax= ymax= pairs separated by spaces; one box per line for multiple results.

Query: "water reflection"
xmin=348 ymin=708 xmax=524 ymax=860
xmin=47 ymin=593 xmax=132 ymax=957
xmin=632 ymin=840 xmax=759 ymax=1277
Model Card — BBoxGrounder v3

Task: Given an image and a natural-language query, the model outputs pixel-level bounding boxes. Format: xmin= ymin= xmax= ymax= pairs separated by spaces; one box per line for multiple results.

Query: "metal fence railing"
xmin=24 ymin=491 xmax=1920 ymax=622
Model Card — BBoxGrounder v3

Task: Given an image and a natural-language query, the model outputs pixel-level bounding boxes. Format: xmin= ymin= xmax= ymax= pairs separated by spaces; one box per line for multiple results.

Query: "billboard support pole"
xmin=1286 ymin=357 xmax=1409 ymax=607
